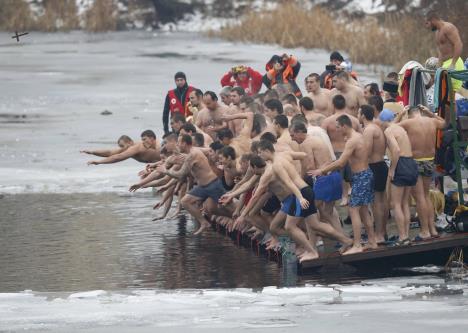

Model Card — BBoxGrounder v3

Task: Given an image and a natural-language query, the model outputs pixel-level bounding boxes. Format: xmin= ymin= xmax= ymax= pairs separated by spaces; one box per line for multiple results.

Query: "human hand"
xmin=219 ymin=194 xmax=233 ymax=205
xmin=307 ymin=169 xmax=322 ymax=177
xmin=298 ymin=197 xmax=310 ymax=209
xmin=87 ymin=161 xmax=99 ymax=165
xmin=80 ymin=150 xmax=92 ymax=154
xmin=129 ymin=184 xmax=141 ymax=192
xmin=389 ymin=168 xmax=395 ymax=181
xmin=156 ymin=164 xmax=166 ymax=174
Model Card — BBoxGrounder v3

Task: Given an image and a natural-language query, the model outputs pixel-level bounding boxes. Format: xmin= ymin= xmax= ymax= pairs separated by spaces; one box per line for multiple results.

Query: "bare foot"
xmin=299 ymin=251 xmax=319 ymax=263
xmin=166 ymin=210 xmax=181 ymax=219
xmin=342 ymin=245 xmax=363 ymax=255
xmin=266 ymin=238 xmax=280 ymax=250
xmin=193 ymin=223 xmax=210 ymax=235
xmin=363 ymin=242 xmax=378 ymax=251
xmin=152 ymin=214 xmax=167 ymax=221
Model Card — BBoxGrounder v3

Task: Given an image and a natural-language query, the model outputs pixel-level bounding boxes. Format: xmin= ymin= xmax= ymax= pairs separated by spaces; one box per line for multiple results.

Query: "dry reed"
xmin=0 ymin=0 xmax=35 ymax=31
xmin=217 ymin=3 xmax=437 ymax=70
xmin=84 ymin=0 xmax=118 ymax=32
xmin=36 ymin=0 xmax=79 ymax=31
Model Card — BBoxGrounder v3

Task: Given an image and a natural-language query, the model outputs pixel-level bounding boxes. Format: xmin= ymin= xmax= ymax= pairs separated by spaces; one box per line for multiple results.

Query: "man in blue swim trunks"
xmin=290 ymin=121 xmax=344 ymax=236
xmin=256 ymin=140 xmax=352 ymax=262
xmin=310 ymin=115 xmax=376 ymax=255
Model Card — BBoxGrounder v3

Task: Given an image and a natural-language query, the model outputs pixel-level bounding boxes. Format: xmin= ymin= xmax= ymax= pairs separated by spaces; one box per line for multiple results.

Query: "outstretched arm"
xmin=158 ymin=155 xmax=191 ymax=179
xmin=88 ymin=145 xmax=141 ymax=165
xmin=81 ymin=146 xmax=127 ymax=157
xmin=311 ymin=139 xmax=355 ymax=176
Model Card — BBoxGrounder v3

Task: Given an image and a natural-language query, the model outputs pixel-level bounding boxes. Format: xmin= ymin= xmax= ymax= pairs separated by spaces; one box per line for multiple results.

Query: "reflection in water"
xmin=0 ymin=193 xmax=281 ymax=292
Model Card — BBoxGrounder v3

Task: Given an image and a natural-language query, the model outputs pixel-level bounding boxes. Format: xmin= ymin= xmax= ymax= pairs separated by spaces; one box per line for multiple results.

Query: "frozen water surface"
xmin=0 ymin=31 xmax=466 ymax=332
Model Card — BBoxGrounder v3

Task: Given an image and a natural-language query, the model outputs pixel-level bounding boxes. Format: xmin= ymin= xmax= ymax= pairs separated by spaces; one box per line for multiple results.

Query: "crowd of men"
xmin=81 ymin=11 xmax=464 ymax=262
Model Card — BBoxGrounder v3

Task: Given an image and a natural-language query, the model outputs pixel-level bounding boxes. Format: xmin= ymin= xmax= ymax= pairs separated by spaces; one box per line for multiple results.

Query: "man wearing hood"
xmin=162 ymin=72 xmax=197 ymax=134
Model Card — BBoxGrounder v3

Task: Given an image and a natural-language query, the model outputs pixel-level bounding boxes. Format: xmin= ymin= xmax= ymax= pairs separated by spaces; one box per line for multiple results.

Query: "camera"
xmin=326 ymin=64 xmax=336 ymax=72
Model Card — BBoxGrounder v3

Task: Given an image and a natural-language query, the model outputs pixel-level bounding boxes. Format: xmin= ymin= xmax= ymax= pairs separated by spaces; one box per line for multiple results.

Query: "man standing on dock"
xmin=425 ymin=10 xmax=464 ymax=91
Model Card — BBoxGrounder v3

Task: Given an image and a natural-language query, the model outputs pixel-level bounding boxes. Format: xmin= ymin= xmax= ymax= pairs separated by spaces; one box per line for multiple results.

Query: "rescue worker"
xmin=220 ymin=65 xmax=263 ymax=96
xmin=263 ymin=54 xmax=302 ymax=98
xmin=162 ymin=72 xmax=196 ymax=134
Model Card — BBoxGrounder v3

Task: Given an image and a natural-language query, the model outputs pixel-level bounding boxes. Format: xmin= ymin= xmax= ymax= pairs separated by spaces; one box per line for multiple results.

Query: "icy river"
xmin=0 ymin=31 xmax=467 ymax=332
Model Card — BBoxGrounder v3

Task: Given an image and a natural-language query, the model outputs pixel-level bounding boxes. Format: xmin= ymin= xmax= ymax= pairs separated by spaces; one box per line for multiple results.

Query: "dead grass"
xmin=84 ymin=0 xmax=118 ymax=32
xmin=217 ymin=3 xmax=437 ymax=70
xmin=0 ymin=0 xmax=35 ymax=31
xmin=36 ymin=0 xmax=79 ymax=31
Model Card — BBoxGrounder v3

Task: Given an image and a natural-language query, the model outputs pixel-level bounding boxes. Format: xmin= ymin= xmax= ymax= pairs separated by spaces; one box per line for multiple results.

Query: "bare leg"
xmin=391 ymin=185 xmax=408 ymax=240
xmin=284 ymin=216 xmax=318 ymax=261
xmin=373 ymin=191 xmax=388 ymax=243
xmin=402 ymin=187 xmax=411 ymax=235
xmin=411 ymin=178 xmax=431 ymax=239
xmin=345 ymin=206 xmax=364 ymax=254
xmin=306 ymin=213 xmax=352 ymax=246
xmin=181 ymin=194 xmax=211 ymax=235
xmin=361 ymin=205 xmax=377 ymax=249
xmin=266 ymin=211 xmax=287 ymax=250
xmin=422 ymin=176 xmax=438 ymax=237
xmin=317 ymin=201 xmax=344 ymax=234
xmin=340 ymin=182 xmax=350 ymax=206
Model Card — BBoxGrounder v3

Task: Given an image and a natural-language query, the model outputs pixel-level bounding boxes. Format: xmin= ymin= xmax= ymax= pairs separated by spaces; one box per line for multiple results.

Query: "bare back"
xmin=399 ymin=116 xmax=438 ymax=159
xmin=322 ymin=113 xmax=360 ymax=152
xmin=299 ymin=136 xmax=333 ymax=175
xmin=363 ymin=123 xmax=386 ymax=163
xmin=384 ymin=124 xmax=413 ymax=158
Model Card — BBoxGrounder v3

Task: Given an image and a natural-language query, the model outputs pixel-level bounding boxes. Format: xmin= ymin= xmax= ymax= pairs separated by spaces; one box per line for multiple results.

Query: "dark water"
xmin=0 ymin=193 xmax=285 ymax=292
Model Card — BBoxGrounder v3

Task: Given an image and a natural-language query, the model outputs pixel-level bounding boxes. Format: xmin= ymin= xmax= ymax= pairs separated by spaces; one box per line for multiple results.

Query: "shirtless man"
xmin=187 ymin=88 xmax=205 ymax=123
xmin=311 ymin=115 xmax=376 ymax=254
xmin=157 ymin=134 xmax=227 ymax=235
xmin=227 ymin=86 xmax=246 ymax=136
xmin=196 ymin=91 xmax=229 ymax=140
xmin=273 ymin=114 xmax=302 ymax=173
xmin=86 ymin=130 xmax=161 ymax=165
xmin=255 ymin=141 xmax=352 ymax=261
xmin=219 ymin=86 xmax=232 ymax=106
xmin=218 ymin=109 xmax=255 ymax=158
xmin=425 ymin=10 xmax=464 ymax=91
xmin=290 ymin=122 xmax=344 ymax=236
xmin=299 ymin=96 xmax=326 ymax=126
xmin=321 ymin=95 xmax=360 ymax=206
xmin=263 ymin=99 xmax=284 ymax=132
xmin=179 ymin=122 xmax=213 ymax=146
xmin=384 ymin=119 xmax=418 ymax=244
xmin=331 ymin=71 xmax=366 ymax=117
xmin=397 ymin=105 xmax=446 ymax=240
xmin=359 ymin=105 xmax=389 ymax=244
xmin=81 ymin=135 xmax=133 ymax=158
xmin=305 ymin=73 xmax=332 ymax=116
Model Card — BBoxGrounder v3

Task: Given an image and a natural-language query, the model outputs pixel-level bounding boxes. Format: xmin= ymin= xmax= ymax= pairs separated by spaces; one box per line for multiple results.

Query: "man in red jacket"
xmin=220 ymin=65 xmax=263 ymax=96
xmin=163 ymin=72 xmax=196 ymax=134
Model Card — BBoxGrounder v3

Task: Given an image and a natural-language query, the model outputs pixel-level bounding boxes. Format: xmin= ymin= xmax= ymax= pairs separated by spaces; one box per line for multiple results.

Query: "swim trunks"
xmin=221 ymin=174 xmax=235 ymax=191
xmin=303 ymin=175 xmax=315 ymax=187
xmin=391 ymin=156 xmax=418 ymax=187
xmin=442 ymin=57 xmax=464 ymax=92
xmin=415 ymin=157 xmax=434 ymax=178
xmin=262 ymin=194 xmax=281 ymax=214
xmin=189 ymin=178 xmax=226 ymax=202
xmin=369 ymin=160 xmax=389 ymax=192
xmin=335 ymin=151 xmax=352 ymax=183
xmin=281 ymin=186 xmax=317 ymax=217
xmin=349 ymin=168 xmax=374 ymax=207
xmin=313 ymin=171 xmax=342 ymax=202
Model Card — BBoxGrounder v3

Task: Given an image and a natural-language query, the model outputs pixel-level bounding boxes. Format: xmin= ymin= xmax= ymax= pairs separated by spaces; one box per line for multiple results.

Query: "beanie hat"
xmin=174 ymin=72 xmax=186 ymax=80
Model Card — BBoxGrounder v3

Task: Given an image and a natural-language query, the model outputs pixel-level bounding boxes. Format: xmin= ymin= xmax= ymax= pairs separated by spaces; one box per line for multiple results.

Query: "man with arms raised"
xmin=330 ymin=71 xmax=366 ymax=117
xmin=86 ymin=130 xmax=161 ymax=165
xmin=359 ymin=105 xmax=389 ymax=244
xmin=425 ymin=10 xmax=464 ymax=91
xmin=311 ymin=115 xmax=376 ymax=254
xmin=305 ymin=73 xmax=332 ymax=117
xmin=157 ymin=134 xmax=227 ymax=235
xmin=396 ymin=105 xmax=446 ymax=240
xmin=384 ymin=116 xmax=419 ymax=244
